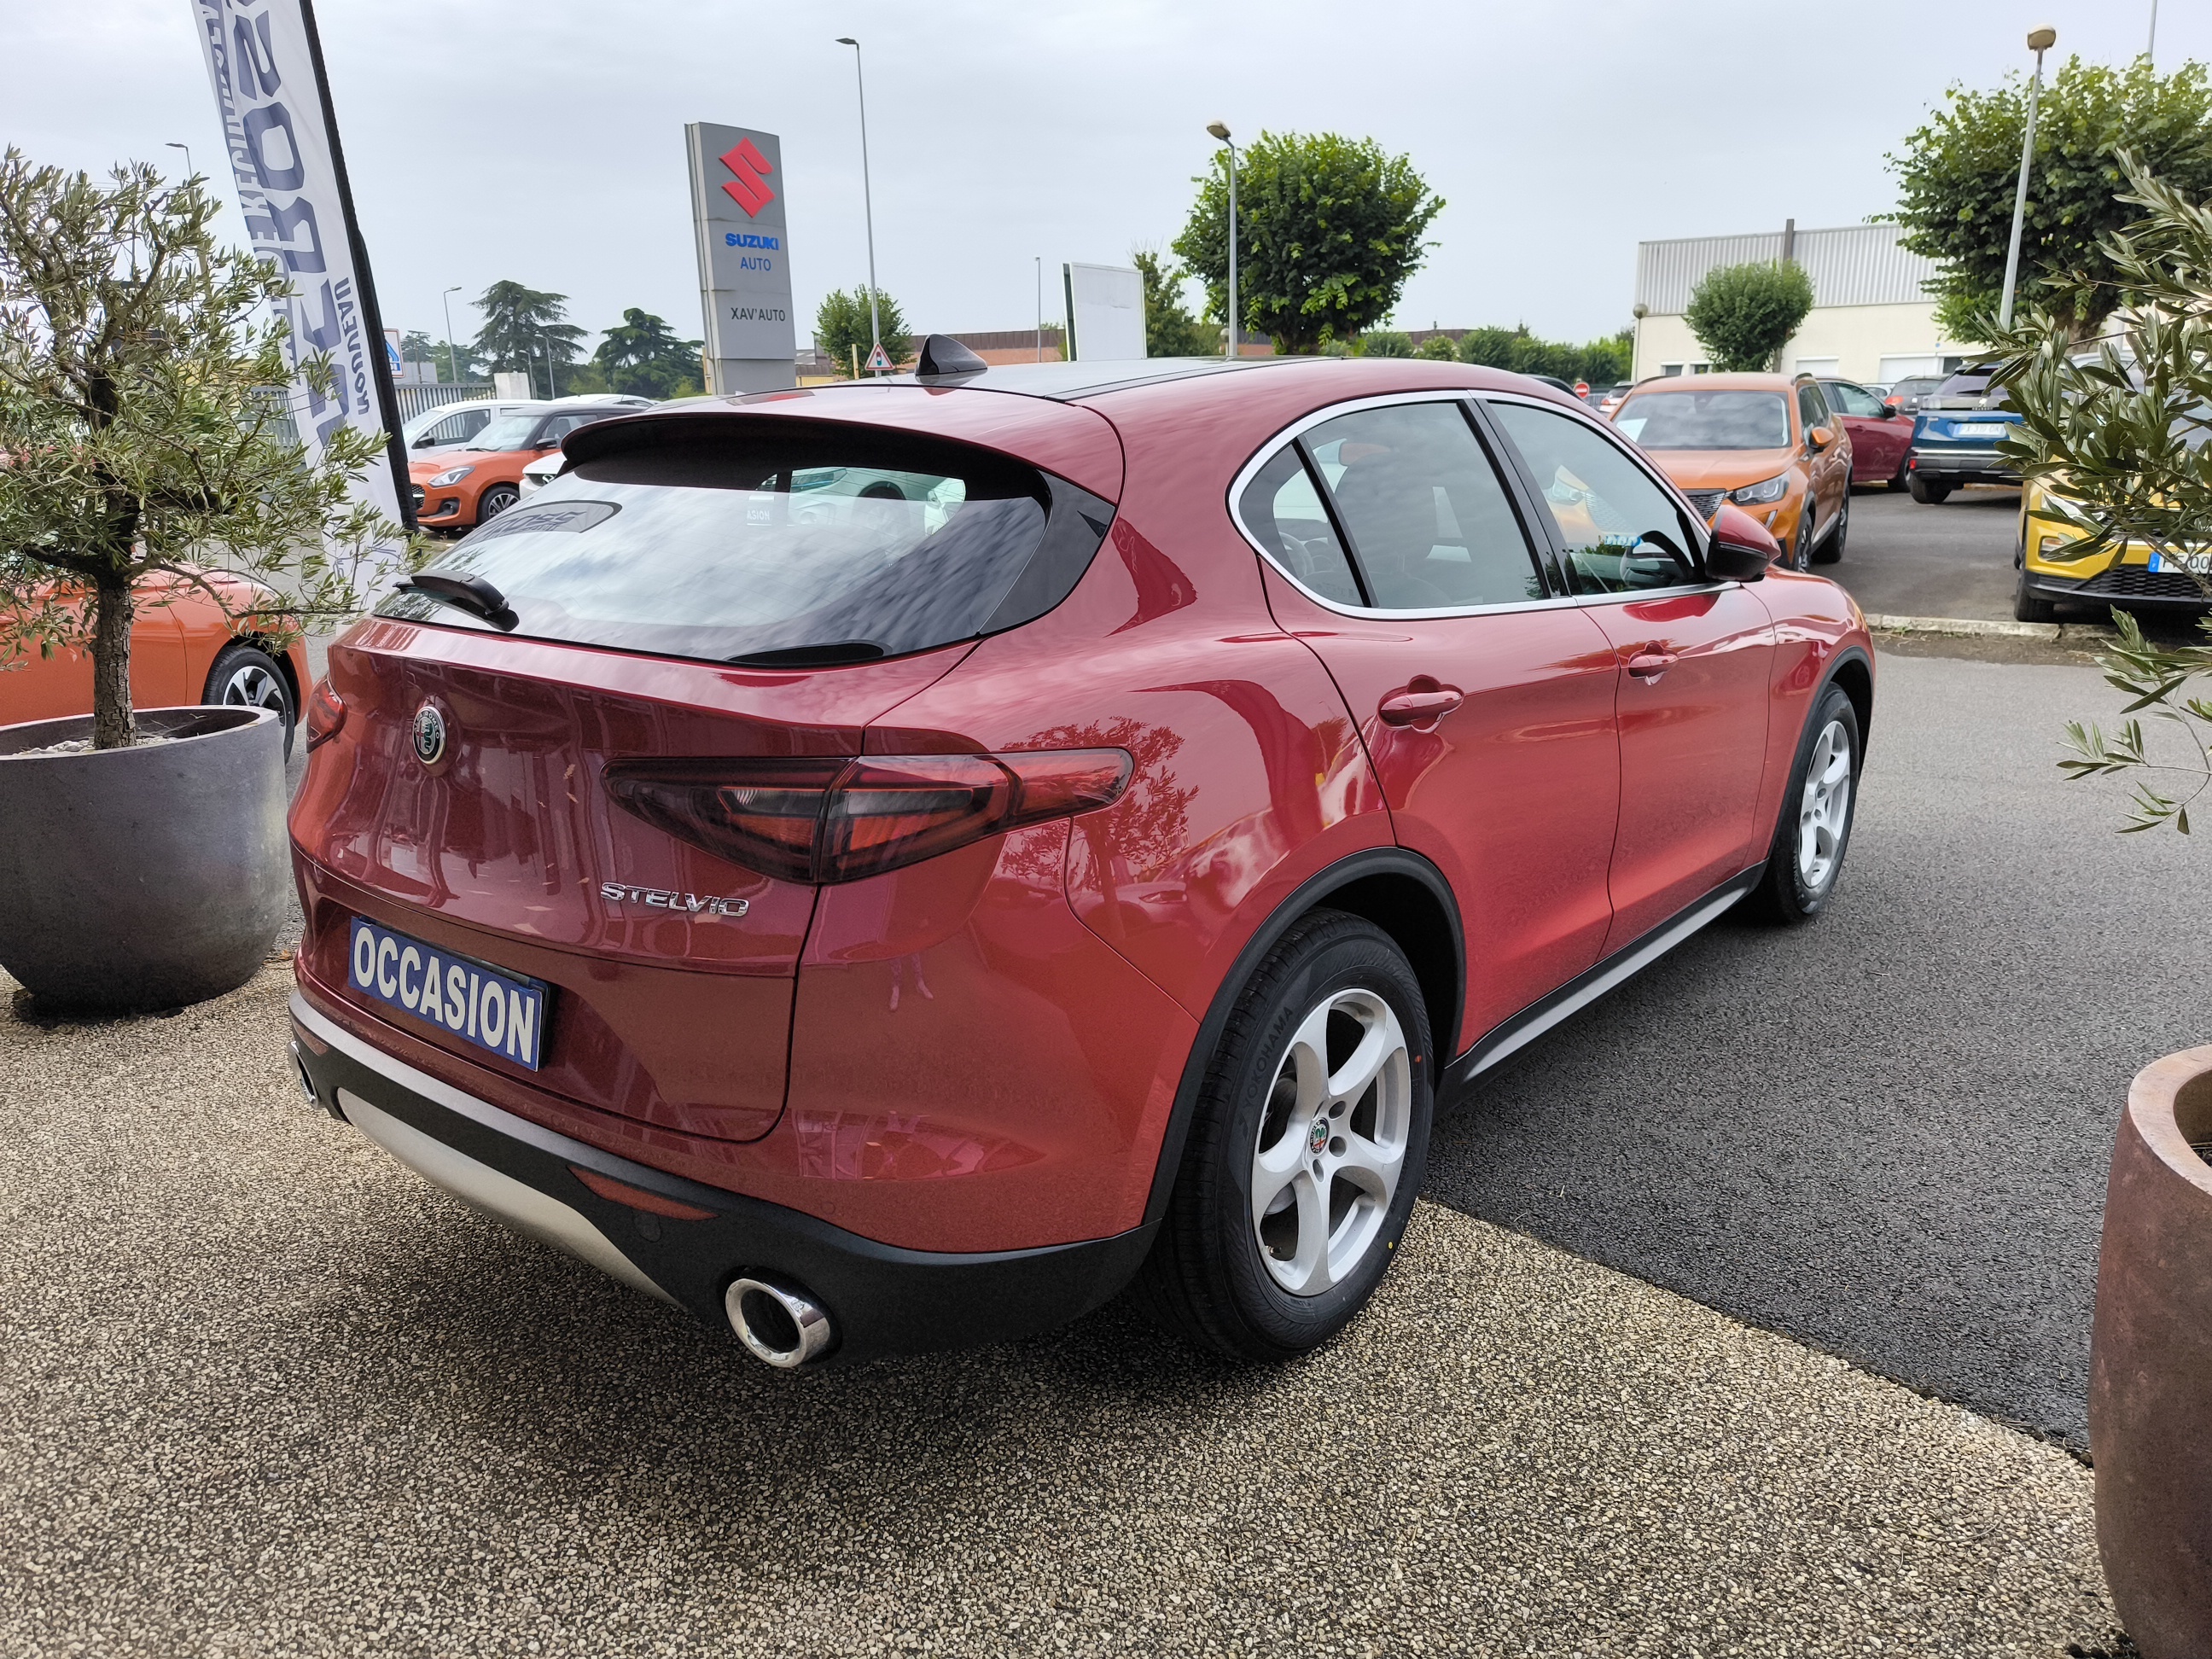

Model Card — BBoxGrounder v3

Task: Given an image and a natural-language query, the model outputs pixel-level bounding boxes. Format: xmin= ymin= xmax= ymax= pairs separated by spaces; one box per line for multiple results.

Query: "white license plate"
xmin=347 ymin=917 xmax=549 ymax=1069
xmin=2148 ymin=550 xmax=2212 ymax=575
xmin=1953 ymin=423 xmax=2009 ymax=439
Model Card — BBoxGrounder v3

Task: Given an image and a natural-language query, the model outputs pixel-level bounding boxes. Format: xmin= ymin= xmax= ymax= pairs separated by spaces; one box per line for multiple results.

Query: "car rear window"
xmin=377 ymin=420 xmax=1115 ymax=667
xmin=1613 ymin=390 xmax=1791 ymax=449
xmin=1932 ymin=370 xmax=2009 ymax=406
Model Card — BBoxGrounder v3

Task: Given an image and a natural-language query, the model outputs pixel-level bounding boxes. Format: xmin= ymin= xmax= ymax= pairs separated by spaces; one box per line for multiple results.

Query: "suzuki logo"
xmin=719 ymin=137 xmax=776 ymax=218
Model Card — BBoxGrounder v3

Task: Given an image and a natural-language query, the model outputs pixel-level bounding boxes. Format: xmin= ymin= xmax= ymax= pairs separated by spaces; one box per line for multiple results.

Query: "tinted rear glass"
xmin=378 ymin=423 xmax=1109 ymax=666
xmin=1933 ymin=370 xmax=2009 ymax=405
xmin=1613 ymin=390 xmax=1791 ymax=449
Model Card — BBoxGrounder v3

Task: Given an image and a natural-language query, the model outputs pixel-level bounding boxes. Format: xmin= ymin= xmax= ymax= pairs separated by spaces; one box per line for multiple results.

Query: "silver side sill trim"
xmin=1460 ymin=870 xmax=1760 ymax=1081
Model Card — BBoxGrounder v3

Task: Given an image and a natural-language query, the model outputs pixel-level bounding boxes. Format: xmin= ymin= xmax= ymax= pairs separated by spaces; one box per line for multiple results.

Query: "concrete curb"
xmin=1865 ymin=612 xmax=2116 ymax=643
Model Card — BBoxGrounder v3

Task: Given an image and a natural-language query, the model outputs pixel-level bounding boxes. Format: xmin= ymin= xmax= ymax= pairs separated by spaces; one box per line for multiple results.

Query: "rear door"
xmin=1825 ymin=380 xmax=1907 ymax=484
xmin=1239 ymin=394 xmax=1622 ymax=1043
xmin=1484 ymin=398 xmax=1775 ymax=954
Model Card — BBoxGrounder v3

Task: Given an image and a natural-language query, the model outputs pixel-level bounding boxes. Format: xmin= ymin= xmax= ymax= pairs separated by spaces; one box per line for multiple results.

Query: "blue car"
xmin=1906 ymin=365 xmax=2022 ymax=503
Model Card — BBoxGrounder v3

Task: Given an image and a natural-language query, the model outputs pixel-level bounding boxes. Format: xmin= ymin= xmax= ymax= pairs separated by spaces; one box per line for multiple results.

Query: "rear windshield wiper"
xmin=400 ymin=572 xmax=518 ymax=631
xmin=726 ymin=641 xmax=888 ymax=669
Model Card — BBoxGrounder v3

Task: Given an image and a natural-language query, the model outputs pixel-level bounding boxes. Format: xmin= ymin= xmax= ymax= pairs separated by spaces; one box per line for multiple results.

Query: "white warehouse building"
xmin=1629 ymin=222 xmax=1975 ymax=387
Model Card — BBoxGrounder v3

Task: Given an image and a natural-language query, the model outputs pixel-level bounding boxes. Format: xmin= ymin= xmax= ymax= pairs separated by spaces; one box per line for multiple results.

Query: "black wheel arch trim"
xmin=1139 ymin=845 xmax=1465 ymax=1228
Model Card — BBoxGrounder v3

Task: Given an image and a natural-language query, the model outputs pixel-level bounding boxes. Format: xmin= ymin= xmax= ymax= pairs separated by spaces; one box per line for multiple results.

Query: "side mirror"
xmin=1807 ymin=427 xmax=1833 ymax=451
xmin=1706 ymin=502 xmax=1778 ymax=581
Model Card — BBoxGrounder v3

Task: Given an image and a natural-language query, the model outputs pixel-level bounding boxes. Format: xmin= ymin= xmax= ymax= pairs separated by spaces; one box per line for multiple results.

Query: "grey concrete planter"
xmin=0 ymin=706 xmax=288 ymax=1010
xmin=2091 ymin=1043 xmax=2212 ymax=1659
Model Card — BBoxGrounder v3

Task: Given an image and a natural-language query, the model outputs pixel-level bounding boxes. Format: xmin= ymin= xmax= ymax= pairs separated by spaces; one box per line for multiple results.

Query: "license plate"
xmin=2149 ymin=550 xmax=2212 ymax=574
xmin=1953 ymin=422 xmax=2009 ymax=439
xmin=346 ymin=917 xmax=549 ymax=1069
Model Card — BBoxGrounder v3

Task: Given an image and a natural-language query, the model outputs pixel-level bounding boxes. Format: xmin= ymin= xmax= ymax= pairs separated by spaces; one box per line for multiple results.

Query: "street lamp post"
xmin=1035 ymin=255 xmax=1044 ymax=362
xmin=164 ymin=141 xmax=193 ymax=179
xmin=441 ymin=286 xmax=463 ymax=387
xmin=1208 ymin=121 xmax=1237 ymax=359
xmin=835 ymin=38 xmax=883 ymax=370
xmin=1999 ymin=26 xmax=2058 ymax=333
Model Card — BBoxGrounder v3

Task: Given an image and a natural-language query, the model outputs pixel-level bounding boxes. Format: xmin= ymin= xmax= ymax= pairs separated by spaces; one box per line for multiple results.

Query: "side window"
xmin=1298 ymin=402 xmax=1545 ymax=610
xmin=1830 ymin=382 xmax=1881 ymax=418
xmin=537 ymin=414 xmax=593 ymax=445
xmin=1236 ymin=445 xmax=1365 ymax=607
xmin=1797 ymin=382 xmax=1829 ymax=434
xmin=1486 ymin=401 xmax=1700 ymax=595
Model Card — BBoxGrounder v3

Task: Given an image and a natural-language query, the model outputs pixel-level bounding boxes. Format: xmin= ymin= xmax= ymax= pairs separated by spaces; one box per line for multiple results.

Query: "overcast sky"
xmin=11 ymin=0 xmax=2203 ymax=358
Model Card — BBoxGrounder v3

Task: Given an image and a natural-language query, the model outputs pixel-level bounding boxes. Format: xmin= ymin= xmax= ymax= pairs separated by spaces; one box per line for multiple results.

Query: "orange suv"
xmin=1611 ymin=374 xmax=1853 ymax=569
xmin=410 ymin=402 xmax=640 ymax=531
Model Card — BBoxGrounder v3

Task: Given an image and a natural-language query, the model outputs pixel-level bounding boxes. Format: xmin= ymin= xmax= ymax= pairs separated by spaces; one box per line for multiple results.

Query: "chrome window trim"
xmin=1229 ymin=387 xmax=1727 ymax=620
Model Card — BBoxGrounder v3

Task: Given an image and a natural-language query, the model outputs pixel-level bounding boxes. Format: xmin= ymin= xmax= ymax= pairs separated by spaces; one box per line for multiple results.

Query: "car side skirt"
xmin=1443 ymin=862 xmax=1765 ymax=1095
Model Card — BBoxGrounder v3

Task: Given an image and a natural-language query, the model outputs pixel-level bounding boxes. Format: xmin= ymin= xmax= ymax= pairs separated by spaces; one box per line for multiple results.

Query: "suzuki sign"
xmin=685 ymin=123 xmax=797 ymax=394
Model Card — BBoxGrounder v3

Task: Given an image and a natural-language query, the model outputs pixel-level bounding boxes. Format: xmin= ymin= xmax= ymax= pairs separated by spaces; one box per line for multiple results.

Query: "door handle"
xmin=1377 ymin=678 xmax=1464 ymax=727
xmin=1626 ymin=650 xmax=1677 ymax=681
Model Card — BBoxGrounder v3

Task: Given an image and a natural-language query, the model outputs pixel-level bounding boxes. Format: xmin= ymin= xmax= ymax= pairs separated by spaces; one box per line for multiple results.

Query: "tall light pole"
xmin=835 ymin=38 xmax=883 ymax=370
xmin=1208 ymin=121 xmax=1237 ymax=358
xmin=1035 ymin=255 xmax=1044 ymax=362
xmin=440 ymin=285 xmax=463 ymax=387
xmin=164 ymin=141 xmax=193 ymax=179
xmin=1999 ymin=26 xmax=2058 ymax=333
xmin=2149 ymin=0 xmax=2159 ymax=64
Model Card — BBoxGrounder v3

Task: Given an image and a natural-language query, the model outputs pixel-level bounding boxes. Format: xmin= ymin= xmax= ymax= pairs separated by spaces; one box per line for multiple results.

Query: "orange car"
xmin=0 ymin=569 xmax=311 ymax=753
xmin=410 ymin=401 xmax=641 ymax=531
xmin=1610 ymin=373 xmax=1854 ymax=570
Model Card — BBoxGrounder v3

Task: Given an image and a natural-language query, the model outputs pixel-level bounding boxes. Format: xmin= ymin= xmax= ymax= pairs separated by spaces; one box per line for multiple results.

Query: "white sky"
xmin=9 ymin=0 xmax=2201 ymax=357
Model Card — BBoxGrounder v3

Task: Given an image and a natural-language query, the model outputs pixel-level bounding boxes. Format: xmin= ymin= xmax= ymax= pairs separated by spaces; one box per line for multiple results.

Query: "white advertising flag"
xmin=187 ymin=0 xmax=413 ymax=592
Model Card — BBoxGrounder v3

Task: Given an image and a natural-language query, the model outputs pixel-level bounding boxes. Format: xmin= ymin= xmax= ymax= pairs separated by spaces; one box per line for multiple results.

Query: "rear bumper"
xmin=1908 ymin=446 xmax=2017 ymax=485
xmin=290 ymin=990 xmax=1155 ymax=1363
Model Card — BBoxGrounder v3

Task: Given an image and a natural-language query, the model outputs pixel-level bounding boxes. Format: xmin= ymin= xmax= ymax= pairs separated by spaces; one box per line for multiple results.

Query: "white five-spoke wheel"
xmin=202 ymin=641 xmax=298 ymax=760
xmin=1138 ymin=910 xmax=1435 ymax=1361
xmin=1251 ymin=987 xmax=1412 ymax=1297
xmin=1747 ymin=682 xmax=1861 ymax=925
xmin=1796 ymin=718 xmax=1853 ymax=894
xmin=218 ymin=658 xmax=287 ymax=718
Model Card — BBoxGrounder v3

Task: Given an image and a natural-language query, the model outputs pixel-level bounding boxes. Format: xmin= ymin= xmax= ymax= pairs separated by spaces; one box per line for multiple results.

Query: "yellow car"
xmin=2015 ymin=477 xmax=2212 ymax=621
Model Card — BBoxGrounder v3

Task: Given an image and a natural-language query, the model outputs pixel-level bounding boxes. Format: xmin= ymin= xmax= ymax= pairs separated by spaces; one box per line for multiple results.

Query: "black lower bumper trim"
xmin=290 ymin=992 xmax=1155 ymax=1363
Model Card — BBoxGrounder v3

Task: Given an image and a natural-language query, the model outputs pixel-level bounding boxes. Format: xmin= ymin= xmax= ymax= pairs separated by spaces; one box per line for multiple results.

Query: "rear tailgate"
xmin=291 ymin=619 xmax=970 ymax=1142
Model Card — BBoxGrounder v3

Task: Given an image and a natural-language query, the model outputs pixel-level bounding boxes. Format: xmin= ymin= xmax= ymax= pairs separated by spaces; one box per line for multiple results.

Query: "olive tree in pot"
xmin=0 ymin=149 xmax=394 ymax=1010
xmin=1994 ymin=157 xmax=2212 ymax=1659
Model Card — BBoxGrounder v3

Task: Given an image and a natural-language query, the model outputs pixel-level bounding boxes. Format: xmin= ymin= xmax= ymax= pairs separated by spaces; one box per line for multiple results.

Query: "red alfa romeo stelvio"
xmin=288 ymin=338 xmax=1873 ymax=1369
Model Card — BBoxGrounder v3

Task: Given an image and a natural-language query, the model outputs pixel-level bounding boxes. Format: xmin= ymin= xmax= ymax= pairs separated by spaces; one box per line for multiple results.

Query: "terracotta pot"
xmin=2091 ymin=1043 xmax=2212 ymax=1659
xmin=0 ymin=705 xmax=287 ymax=1010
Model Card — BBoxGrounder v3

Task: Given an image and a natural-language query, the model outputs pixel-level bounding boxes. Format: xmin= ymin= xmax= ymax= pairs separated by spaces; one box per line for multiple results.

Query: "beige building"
xmin=1630 ymin=223 xmax=1974 ymax=387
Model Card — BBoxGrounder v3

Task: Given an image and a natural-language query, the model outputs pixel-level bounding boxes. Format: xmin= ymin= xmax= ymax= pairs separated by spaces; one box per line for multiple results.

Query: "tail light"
xmin=603 ymin=749 xmax=1132 ymax=885
xmin=305 ymin=680 xmax=346 ymax=751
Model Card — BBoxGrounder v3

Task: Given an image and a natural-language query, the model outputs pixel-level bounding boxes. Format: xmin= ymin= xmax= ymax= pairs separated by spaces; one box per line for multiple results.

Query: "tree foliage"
xmin=1889 ymin=57 xmax=2212 ymax=342
xmin=0 ymin=149 xmax=403 ymax=748
xmin=814 ymin=287 xmax=911 ymax=375
xmin=1458 ymin=323 xmax=1633 ymax=385
xmin=470 ymin=280 xmax=586 ymax=394
xmin=1133 ymin=248 xmax=1212 ymax=357
xmin=592 ymin=308 xmax=702 ymax=399
xmin=1356 ymin=330 xmax=1414 ymax=358
xmin=1413 ymin=333 xmax=1458 ymax=361
xmin=1174 ymin=131 xmax=1443 ymax=356
xmin=1992 ymin=156 xmax=2212 ymax=835
xmin=1683 ymin=261 xmax=1815 ymax=371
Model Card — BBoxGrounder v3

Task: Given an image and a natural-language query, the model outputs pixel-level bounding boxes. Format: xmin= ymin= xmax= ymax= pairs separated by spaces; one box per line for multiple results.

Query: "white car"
xmin=402 ymin=399 xmax=545 ymax=454
xmin=518 ymin=450 xmax=567 ymax=498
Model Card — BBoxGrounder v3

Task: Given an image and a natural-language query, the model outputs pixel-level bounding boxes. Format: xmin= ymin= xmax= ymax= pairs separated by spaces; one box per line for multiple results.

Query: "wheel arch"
xmin=206 ymin=632 xmax=302 ymax=713
xmin=1825 ymin=646 xmax=1873 ymax=758
xmin=1140 ymin=847 xmax=1464 ymax=1227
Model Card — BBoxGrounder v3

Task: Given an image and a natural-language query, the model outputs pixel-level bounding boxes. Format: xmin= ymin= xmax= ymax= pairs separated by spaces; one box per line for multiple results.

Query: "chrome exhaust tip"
xmin=725 ymin=1277 xmax=835 ymax=1368
xmin=289 ymin=1040 xmax=320 ymax=1107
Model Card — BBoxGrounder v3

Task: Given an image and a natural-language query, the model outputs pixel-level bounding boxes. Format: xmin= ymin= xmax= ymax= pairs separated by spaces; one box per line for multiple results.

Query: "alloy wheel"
xmin=1250 ymin=987 xmax=1412 ymax=1296
xmin=1794 ymin=515 xmax=1814 ymax=571
xmin=1796 ymin=718 xmax=1854 ymax=891
xmin=219 ymin=661 xmax=286 ymax=716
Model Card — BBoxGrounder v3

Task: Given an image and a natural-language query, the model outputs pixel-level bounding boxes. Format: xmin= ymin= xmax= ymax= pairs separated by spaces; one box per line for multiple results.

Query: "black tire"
xmin=1136 ymin=910 xmax=1435 ymax=1361
xmin=1888 ymin=456 xmax=1912 ymax=492
xmin=1813 ymin=492 xmax=1847 ymax=563
xmin=2013 ymin=567 xmax=2058 ymax=623
xmin=477 ymin=483 xmax=520 ymax=521
xmin=202 ymin=641 xmax=297 ymax=760
xmin=1743 ymin=683 xmax=1861 ymax=925
xmin=1790 ymin=510 xmax=1814 ymax=572
xmin=1908 ymin=474 xmax=1952 ymax=504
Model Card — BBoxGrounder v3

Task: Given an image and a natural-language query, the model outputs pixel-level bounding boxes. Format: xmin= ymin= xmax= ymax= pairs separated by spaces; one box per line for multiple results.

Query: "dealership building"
xmin=1629 ymin=222 xmax=1974 ymax=387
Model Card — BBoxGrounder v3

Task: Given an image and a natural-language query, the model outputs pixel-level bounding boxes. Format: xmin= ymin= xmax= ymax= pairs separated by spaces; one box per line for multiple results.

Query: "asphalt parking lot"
xmin=1830 ymin=483 xmax=2023 ymax=623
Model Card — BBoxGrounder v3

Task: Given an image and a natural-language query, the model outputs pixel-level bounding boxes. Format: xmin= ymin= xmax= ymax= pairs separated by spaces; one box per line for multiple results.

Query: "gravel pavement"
xmin=1428 ymin=649 xmax=2203 ymax=1453
xmin=1 ymin=958 xmax=2120 ymax=1656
